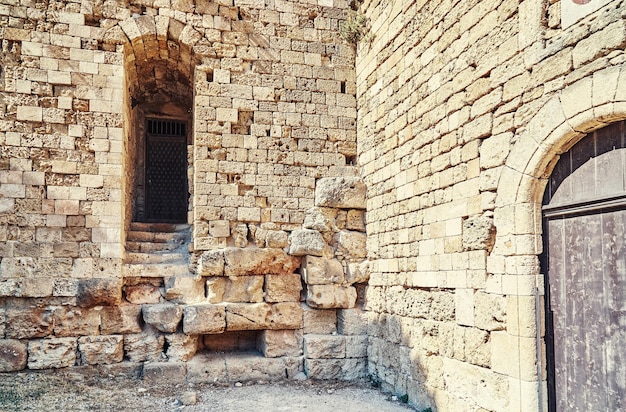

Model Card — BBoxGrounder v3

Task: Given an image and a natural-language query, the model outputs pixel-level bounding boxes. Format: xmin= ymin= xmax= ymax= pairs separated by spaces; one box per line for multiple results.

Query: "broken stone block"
xmin=302 ymin=304 xmax=337 ymax=334
xmin=226 ymin=303 xmax=270 ymax=331
xmin=76 ymin=278 xmax=122 ymax=307
xmin=314 ymin=177 xmax=366 ymax=209
xmin=165 ymin=334 xmax=198 ymax=361
xmin=346 ymin=210 xmax=365 ymax=231
xmin=288 ymin=229 xmax=327 ymax=256
xmin=346 ymin=261 xmax=370 ymax=284
xmin=0 ymin=339 xmax=27 ymax=372
xmin=123 ymin=333 xmax=164 ymax=362
xmin=206 ymin=276 xmax=264 ymax=303
xmin=164 ymin=276 xmax=205 ymax=304
xmin=143 ymin=361 xmax=186 ymax=383
xmin=338 ymin=307 xmax=368 ymax=335
xmin=124 ymin=284 xmax=162 ymax=304
xmin=303 ymin=207 xmax=337 ymax=232
xmin=232 ymin=223 xmax=248 ymax=248
xmin=100 ymin=305 xmax=142 ymax=334
xmin=304 ymin=335 xmax=346 ymax=359
xmin=183 ymin=304 xmax=226 ymax=334
xmin=198 ymin=249 xmax=225 ymax=276
xmin=463 ymin=216 xmax=496 ymax=252
xmin=302 ymin=255 xmax=344 ymax=285
xmin=78 ymin=335 xmax=123 ymax=365
xmin=269 ymin=302 xmax=303 ymax=329
xmin=5 ymin=308 xmax=53 ymax=339
xmin=333 ymin=230 xmax=367 ymax=259
xmin=28 ymin=337 xmax=77 ymax=369
xmin=264 ymin=274 xmax=302 ymax=302
xmin=257 ymin=330 xmax=302 ymax=357
xmin=142 ymin=304 xmax=183 ymax=333
xmin=53 ymin=307 xmax=101 ymax=337
xmin=265 ymin=230 xmax=288 ymax=248
xmin=223 ymin=247 xmax=300 ymax=276
xmin=306 ymin=285 xmax=357 ymax=309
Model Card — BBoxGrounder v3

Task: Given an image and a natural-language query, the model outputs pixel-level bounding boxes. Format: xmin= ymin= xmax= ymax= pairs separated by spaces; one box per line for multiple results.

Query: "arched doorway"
xmin=542 ymin=121 xmax=626 ymax=411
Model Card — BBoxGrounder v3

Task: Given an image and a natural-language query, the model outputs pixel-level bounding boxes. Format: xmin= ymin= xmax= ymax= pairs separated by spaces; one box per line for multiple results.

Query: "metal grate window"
xmin=147 ymin=119 xmax=186 ymax=137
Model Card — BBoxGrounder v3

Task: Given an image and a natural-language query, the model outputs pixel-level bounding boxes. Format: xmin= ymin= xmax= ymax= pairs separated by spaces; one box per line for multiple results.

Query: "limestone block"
xmin=306 ymin=285 xmax=357 ymax=309
xmin=334 ymin=230 xmax=367 ymax=259
xmin=206 ymin=276 xmax=264 ymax=303
xmin=346 ymin=210 xmax=365 ymax=231
xmin=345 ymin=335 xmax=368 ymax=358
xmin=5 ymin=308 xmax=53 ymax=339
xmin=455 ymin=289 xmax=475 ymax=327
xmin=340 ymin=358 xmax=367 ymax=380
xmin=232 ymin=223 xmax=248 ymax=248
xmin=225 ymin=303 xmax=270 ymax=330
xmin=302 ymin=304 xmax=337 ymax=334
xmin=53 ymin=307 xmax=101 ymax=337
xmin=288 ymin=229 xmax=327 ymax=256
xmin=431 ymin=292 xmax=455 ymax=322
xmin=265 ymin=230 xmax=288 ymax=248
xmin=208 ymin=220 xmax=230 ymax=238
xmin=183 ymin=304 xmax=226 ymax=334
xmin=443 ymin=357 xmax=509 ymax=411
xmin=143 ymin=362 xmax=187 ymax=384
xmin=572 ymin=21 xmax=626 ymax=68
xmin=264 ymin=274 xmax=302 ymax=302
xmin=76 ymin=278 xmax=122 ymax=307
xmin=165 ymin=334 xmax=198 ymax=361
xmin=314 ymin=177 xmax=366 ymax=209
xmin=27 ymin=337 xmax=77 ymax=369
xmin=100 ymin=305 xmax=142 ymax=334
xmin=302 ymin=255 xmax=344 ymax=285
xmin=462 ymin=216 xmax=496 ymax=252
xmin=269 ymin=302 xmax=303 ymax=329
xmin=346 ymin=261 xmax=370 ymax=284
xmin=464 ymin=327 xmax=490 ymax=368
xmin=123 ymin=333 xmax=164 ymax=362
xmin=304 ymin=358 xmax=342 ymax=379
xmin=474 ymin=291 xmax=506 ymax=331
xmin=142 ymin=304 xmax=183 ymax=333
xmin=223 ymin=247 xmax=301 ymax=276
xmin=228 ymin=354 xmax=299 ymax=382
xmin=186 ymin=353 xmax=228 ymax=384
xmin=303 ymin=207 xmax=337 ymax=232
xmin=337 ymin=307 xmax=368 ymax=335
xmin=125 ymin=285 xmax=161 ymax=304
xmin=304 ymin=334 xmax=345 ymax=359
xmin=257 ymin=330 xmax=302 ymax=357
xmin=78 ymin=335 xmax=123 ymax=365
xmin=0 ymin=339 xmax=27 ymax=372
xmin=198 ymin=249 xmax=225 ymax=276
xmin=164 ymin=276 xmax=205 ymax=304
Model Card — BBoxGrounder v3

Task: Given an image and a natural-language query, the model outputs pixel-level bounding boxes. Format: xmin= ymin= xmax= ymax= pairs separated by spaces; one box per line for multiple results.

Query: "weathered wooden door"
xmin=145 ymin=119 xmax=188 ymax=222
xmin=542 ymin=121 xmax=626 ymax=411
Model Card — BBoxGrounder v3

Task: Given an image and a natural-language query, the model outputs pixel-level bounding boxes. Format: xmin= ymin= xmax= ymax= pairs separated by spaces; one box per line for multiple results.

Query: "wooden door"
xmin=543 ymin=121 xmax=626 ymax=411
xmin=145 ymin=119 xmax=188 ymax=222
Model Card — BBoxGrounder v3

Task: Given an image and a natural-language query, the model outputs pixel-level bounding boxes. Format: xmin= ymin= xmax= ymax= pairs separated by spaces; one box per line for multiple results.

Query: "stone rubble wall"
xmin=0 ymin=0 xmax=366 ymax=380
xmin=356 ymin=0 xmax=626 ymax=410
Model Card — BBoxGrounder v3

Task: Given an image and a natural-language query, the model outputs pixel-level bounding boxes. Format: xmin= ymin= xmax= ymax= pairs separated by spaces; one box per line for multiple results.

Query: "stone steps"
xmin=123 ymin=222 xmax=191 ymax=277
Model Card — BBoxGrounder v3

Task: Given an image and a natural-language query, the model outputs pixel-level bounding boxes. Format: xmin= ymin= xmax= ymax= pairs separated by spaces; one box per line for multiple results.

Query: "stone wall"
xmin=357 ymin=0 xmax=626 ymax=410
xmin=0 ymin=0 xmax=366 ymax=381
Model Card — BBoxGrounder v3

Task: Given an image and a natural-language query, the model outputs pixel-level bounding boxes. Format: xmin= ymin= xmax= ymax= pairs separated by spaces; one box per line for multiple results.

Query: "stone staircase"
xmin=123 ymin=222 xmax=191 ymax=278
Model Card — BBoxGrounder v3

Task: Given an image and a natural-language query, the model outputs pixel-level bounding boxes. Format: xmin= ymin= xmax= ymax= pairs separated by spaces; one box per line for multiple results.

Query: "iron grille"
xmin=147 ymin=119 xmax=186 ymax=137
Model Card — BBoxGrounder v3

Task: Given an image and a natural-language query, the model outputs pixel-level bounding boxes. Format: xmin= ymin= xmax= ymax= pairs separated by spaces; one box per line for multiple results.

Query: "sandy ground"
xmin=0 ymin=370 xmax=416 ymax=411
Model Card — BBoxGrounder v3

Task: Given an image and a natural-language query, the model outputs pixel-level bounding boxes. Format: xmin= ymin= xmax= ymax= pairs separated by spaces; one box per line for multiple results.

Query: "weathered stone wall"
xmin=357 ymin=0 xmax=626 ymax=410
xmin=0 ymin=0 xmax=365 ymax=380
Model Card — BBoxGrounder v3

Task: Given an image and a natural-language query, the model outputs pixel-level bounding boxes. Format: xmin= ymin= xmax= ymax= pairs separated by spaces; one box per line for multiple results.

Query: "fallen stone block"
xmin=183 ymin=304 xmax=226 ymax=334
xmin=0 ymin=339 xmax=27 ymax=372
xmin=314 ymin=177 xmax=366 ymax=209
xmin=306 ymin=285 xmax=357 ymax=309
xmin=142 ymin=304 xmax=183 ymax=333
xmin=302 ymin=255 xmax=344 ymax=285
xmin=28 ymin=337 xmax=77 ymax=369
xmin=78 ymin=335 xmax=123 ymax=365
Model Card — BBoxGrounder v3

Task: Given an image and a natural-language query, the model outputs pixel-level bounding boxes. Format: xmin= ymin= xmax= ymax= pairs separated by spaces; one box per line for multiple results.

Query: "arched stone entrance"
xmin=542 ymin=121 xmax=626 ymax=411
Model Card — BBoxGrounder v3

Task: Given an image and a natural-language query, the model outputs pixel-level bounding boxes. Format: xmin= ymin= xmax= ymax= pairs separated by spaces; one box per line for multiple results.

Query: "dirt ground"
xmin=0 ymin=369 xmax=416 ymax=411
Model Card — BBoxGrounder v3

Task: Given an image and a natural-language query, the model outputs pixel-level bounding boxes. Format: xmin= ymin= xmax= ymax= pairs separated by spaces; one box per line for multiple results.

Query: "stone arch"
xmin=490 ymin=63 xmax=626 ymax=409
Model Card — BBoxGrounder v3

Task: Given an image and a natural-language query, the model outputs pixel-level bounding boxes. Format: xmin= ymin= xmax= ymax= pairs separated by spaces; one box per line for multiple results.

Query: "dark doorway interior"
xmin=145 ymin=119 xmax=188 ymax=223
